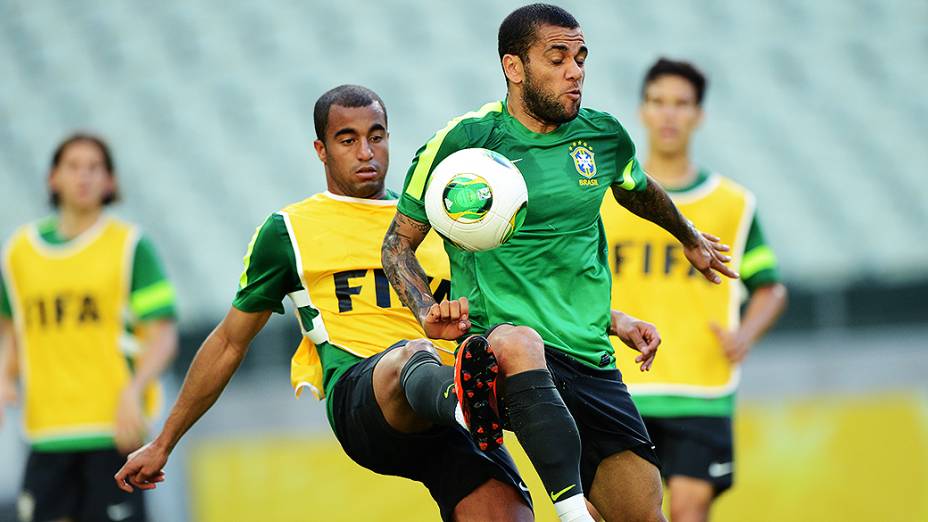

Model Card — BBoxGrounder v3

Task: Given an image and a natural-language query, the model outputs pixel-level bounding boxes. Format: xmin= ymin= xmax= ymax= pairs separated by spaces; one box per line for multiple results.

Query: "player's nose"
xmin=357 ymin=139 xmax=374 ymax=160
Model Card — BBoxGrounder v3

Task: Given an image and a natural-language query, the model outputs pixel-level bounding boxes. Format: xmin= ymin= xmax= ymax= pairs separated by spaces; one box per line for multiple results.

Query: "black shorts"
xmin=329 ymin=341 xmax=532 ymax=522
xmin=540 ymin=347 xmax=661 ymax=494
xmin=20 ymin=448 xmax=147 ymax=522
xmin=644 ymin=416 xmax=734 ymax=495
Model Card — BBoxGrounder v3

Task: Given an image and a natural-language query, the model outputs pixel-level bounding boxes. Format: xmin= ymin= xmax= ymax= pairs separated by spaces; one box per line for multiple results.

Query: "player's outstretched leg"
xmin=376 ymin=340 xmax=533 ymax=520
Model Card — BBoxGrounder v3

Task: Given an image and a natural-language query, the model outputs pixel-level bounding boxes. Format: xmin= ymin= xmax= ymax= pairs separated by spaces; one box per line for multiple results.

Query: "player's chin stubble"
xmin=523 ymin=74 xmax=580 ymax=125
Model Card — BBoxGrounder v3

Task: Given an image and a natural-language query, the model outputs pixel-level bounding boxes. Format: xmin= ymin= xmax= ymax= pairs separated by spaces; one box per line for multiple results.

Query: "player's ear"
xmin=313 ymin=139 xmax=327 ymax=165
xmin=502 ymin=54 xmax=524 ymax=85
xmin=694 ymin=106 xmax=705 ymax=128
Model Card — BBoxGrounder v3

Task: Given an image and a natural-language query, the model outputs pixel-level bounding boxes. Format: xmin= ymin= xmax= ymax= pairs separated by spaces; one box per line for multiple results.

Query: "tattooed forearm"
xmin=612 ymin=176 xmax=700 ymax=247
xmin=381 ymin=214 xmax=436 ymax=323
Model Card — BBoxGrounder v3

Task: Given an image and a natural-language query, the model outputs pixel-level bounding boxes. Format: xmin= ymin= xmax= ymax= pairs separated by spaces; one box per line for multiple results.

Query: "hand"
xmin=0 ymin=377 xmax=18 ymax=428
xmin=422 ymin=297 xmax=471 ymax=340
xmin=684 ymin=230 xmax=738 ymax=284
xmin=114 ymin=387 xmax=147 ymax=455
xmin=114 ymin=441 xmax=169 ymax=493
xmin=710 ymin=322 xmax=751 ymax=363
xmin=609 ymin=311 xmax=660 ymax=371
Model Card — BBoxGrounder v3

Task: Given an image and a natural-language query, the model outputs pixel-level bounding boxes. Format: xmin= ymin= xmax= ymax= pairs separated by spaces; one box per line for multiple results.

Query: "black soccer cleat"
xmin=454 ymin=335 xmax=503 ymax=452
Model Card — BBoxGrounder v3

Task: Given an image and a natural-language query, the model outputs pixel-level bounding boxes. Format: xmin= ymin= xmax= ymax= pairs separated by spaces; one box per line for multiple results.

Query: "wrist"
xmin=151 ymin=434 xmax=176 ymax=455
xmin=609 ymin=311 xmax=626 ymax=336
xmin=680 ymin=221 xmax=700 ymax=248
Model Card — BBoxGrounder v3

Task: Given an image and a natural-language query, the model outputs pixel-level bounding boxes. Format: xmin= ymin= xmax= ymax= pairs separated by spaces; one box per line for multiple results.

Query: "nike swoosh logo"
xmin=511 ymin=158 xmax=524 ymax=163
xmin=518 ymin=482 xmax=530 ymax=493
xmin=708 ymin=462 xmax=733 ymax=478
xmin=550 ymin=484 xmax=577 ymax=502
xmin=442 ymin=383 xmax=455 ymax=399
xmin=107 ymin=502 xmax=134 ymax=521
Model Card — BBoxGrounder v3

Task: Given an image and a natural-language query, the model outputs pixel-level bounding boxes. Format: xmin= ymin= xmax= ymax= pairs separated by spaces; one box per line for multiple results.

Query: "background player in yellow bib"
xmin=601 ymin=58 xmax=789 ymax=521
xmin=114 ymin=85 xmax=535 ymax=521
xmin=0 ymin=134 xmax=178 ymax=522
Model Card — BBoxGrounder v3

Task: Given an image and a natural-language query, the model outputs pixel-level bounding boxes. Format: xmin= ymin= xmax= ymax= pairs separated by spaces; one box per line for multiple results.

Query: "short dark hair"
xmin=498 ymin=3 xmax=579 ymax=63
xmin=49 ymin=133 xmax=118 ymax=208
xmin=313 ymin=84 xmax=387 ymax=141
xmin=641 ymin=58 xmax=708 ymax=105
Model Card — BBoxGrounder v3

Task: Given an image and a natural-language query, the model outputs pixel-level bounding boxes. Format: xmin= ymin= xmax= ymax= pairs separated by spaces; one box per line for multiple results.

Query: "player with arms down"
xmin=382 ymin=5 xmax=737 ymax=522
xmin=602 ymin=58 xmax=787 ymax=521
xmin=0 ymin=134 xmax=178 ymax=522
xmin=114 ymin=85 xmax=534 ymax=522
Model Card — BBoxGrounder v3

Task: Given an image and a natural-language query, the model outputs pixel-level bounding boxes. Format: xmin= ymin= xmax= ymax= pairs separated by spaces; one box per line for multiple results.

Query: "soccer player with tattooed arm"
xmin=381 ymin=4 xmax=738 ymax=522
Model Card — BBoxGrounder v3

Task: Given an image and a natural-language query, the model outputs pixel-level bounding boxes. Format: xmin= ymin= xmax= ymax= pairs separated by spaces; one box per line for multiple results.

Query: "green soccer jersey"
xmin=398 ymin=100 xmax=648 ymax=368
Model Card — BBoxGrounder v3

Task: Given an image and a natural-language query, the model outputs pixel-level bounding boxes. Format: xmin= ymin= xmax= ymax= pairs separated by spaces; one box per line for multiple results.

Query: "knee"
xmin=487 ymin=325 xmax=545 ymax=372
xmin=383 ymin=339 xmax=437 ymax=381
xmin=669 ymin=491 xmax=711 ymax=522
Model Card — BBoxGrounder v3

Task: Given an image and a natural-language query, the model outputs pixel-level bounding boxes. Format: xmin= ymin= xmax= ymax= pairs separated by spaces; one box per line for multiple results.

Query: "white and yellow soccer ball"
xmin=424 ymin=148 xmax=528 ymax=252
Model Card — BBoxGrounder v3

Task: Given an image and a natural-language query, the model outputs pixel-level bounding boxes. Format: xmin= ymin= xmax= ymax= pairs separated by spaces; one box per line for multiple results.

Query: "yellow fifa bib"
xmin=601 ymin=175 xmax=755 ymax=396
xmin=284 ymin=193 xmax=454 ymax=399
xmin=2 ymin=217 xmax=157 ymax=445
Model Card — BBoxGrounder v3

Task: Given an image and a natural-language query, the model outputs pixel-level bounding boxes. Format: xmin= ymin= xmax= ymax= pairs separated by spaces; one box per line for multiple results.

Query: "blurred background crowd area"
xmin=0 ymin=1 xmax=925 ymax=520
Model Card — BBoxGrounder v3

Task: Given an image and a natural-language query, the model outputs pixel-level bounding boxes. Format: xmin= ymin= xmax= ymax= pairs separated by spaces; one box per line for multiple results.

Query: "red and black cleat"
xmin=454 ymin=335 xmax=503 ymax=452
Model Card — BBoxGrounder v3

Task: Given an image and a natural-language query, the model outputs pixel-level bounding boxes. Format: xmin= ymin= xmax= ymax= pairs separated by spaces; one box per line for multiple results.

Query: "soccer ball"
xmin=424 ymin=148 xmax=528 ymax=252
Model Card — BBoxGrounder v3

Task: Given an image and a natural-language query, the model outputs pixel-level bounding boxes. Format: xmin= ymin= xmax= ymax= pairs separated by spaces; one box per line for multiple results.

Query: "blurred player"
xmin=0 ymin=134 xmax=178 ymax=522
xmin=601 ymin=58 xmax=788 ymax=521
xmin=382 ymin=5 xmax=737 ymax=522
xmin=114 ymin=85 xmax=535 ymax=521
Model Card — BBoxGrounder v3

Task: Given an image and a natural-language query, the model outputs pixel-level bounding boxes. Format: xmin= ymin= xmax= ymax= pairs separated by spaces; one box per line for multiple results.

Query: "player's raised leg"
xmin=374 ymin=338 xmax=533 ymax=521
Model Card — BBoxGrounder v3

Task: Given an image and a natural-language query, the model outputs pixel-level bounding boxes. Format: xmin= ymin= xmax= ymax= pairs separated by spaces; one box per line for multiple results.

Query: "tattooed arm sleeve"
xmin=381 ymin=212 xmax=436 ymax=324
xmin=611 ymin=175 xmax=702 ymax=248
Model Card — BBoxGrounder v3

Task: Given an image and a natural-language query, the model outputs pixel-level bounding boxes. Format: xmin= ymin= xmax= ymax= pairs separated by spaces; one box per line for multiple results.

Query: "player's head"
xmin=639 ymin=58 xmax=707 ymax=155
xmin=48 ymin=133 xmax=118 ymax=212
xmin=313 ymin=84 xmax=389 ymax=199
xmin=499 ymin=4 xmax=585 ymax=125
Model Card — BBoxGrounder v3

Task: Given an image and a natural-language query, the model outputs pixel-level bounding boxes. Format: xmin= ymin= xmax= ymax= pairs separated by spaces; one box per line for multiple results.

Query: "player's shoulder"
xmin=105 ymin=215 xmax=142 ymax=238
xmin=1 ymin=221 xmax=35 ymax=256
xmin=4 ymin=220 xmax=39 ymax=244
xmin=575 ymin=107 xmax=634 ymax=144
xmin=577 ymin=107 xmax=626 ymax=130
xmin=710 ymin=171 xmax=756 ymax=201
xmin=440 ymin=100 xmax=506 ymax=138
xmin=281 ymin=191 xmax=397 ymax=215
xmin=280 ymin=192 xmax=326 ymax=215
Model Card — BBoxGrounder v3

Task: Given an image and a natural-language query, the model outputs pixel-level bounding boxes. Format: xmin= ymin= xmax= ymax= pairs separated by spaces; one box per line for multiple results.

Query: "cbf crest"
xmin=569 ymin=141 xmax=598 ymax=186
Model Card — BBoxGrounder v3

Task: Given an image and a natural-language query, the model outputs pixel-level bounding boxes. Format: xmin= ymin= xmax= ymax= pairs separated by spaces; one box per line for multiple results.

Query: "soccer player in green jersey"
xmin=602 ymin=58 xmax=787 ymax=522
xmin=382 ymin=5 xmax=737 ymax=522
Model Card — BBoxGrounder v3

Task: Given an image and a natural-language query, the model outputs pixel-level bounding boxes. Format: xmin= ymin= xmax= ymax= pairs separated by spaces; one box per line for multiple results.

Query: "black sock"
xmin=399 ymin=350 xmax=457 ymax=426
xmin=504 ymin=369 xmax=583 ymax=500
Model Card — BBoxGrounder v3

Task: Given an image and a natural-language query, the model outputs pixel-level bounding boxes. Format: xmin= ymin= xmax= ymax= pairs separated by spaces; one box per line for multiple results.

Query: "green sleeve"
xmin=609 ymin=118 xmax=648 ymax=193
xmin=0 ymin=267 xmax=10 ymax=318
xmin=232 ymin=213 xmax=303 ymax=314
xmin=398 ymin=121 xmax=483 ymax=223
xmin=740 ymin=212 xmax=781 ymax=293
xmin=130 ymin=235 xmax=177 ymax=321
